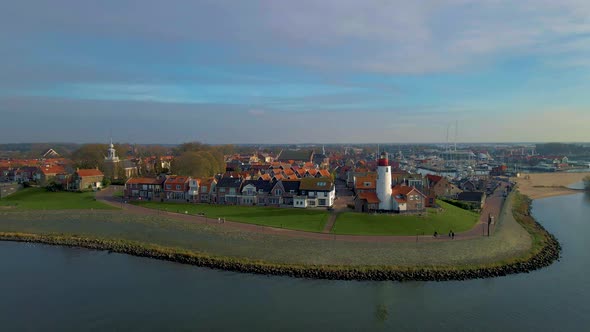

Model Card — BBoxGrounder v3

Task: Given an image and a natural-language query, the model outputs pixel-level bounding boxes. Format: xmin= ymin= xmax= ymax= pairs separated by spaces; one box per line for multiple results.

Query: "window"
xmin=386 ymin=168 xmax=389 ymax=173
xmin=318 ymin=199 xmax=326 ymax=205
xmin=276 ymin=189 xmax=282 ymax=195
xmin=176 ymin=185 xmax=181 ymax=190
xmin=219 ymin=188 xmax=226 ymax=193
xmin=166 ymin=184 xmax=171 ymax=189
xmin=229 ymin=188 xmax=236 ymax=195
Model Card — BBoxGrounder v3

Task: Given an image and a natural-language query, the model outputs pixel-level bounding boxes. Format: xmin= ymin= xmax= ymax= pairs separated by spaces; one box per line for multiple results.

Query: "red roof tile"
xmin=76 ymin=169 xmax=104 ymax=177
xmin=358 ymin=192 xmax=380 ymax=204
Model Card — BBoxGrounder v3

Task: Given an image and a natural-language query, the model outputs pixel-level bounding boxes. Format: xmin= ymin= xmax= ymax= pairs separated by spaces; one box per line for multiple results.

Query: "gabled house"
xmin=270 ymin=180 xmax=300 ymax=206
xmin=354 ymin=192 xmax=380 ymax=212
xmin=215 ymin=177 xmax=243 ymax=204
xmin=391 ymin=185 xmax=427 ymax=212
xmin=354 ymin=174 xmax=376 ymax=194
xmin=295 ymin=178 xmax=335 ymax=208
xmin=125 ymin=177 xmax=165 ymax=200
xmin=238 ymin=179 xmax=274 ymax=205
xmin=36 ymin=165 xmax=66 ymax=186
xmin=164 ymin=176 xmax=190 ymax=201
xmin=72 ymin=169 xmax=104 ymax=191
xmin=198 ymin=177 xmax=217 ymax=203
xmin=426 ymin=174 xmax=462 ymax=200
xmin=15 ymin=167 xmax=38 ymax=183
xmin=460 ymin=180 xmax=478 ymax=192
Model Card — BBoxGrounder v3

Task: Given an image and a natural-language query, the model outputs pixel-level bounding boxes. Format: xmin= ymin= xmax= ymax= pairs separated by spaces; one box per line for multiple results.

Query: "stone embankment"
xmin=0 ymin=210 xmax=560 ymax=282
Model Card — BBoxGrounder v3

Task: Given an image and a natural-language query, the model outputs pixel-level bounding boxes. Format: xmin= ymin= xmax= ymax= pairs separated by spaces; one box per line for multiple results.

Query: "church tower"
xmin=376 ymin=152 xmax=392 ymax=210
xmin=104 ymin=138 xmax=121 ymax=180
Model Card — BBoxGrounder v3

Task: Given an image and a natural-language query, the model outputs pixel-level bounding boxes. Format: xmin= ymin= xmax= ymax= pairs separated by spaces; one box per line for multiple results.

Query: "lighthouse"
xmin=376 ymin=152 xmax=393 ymax=210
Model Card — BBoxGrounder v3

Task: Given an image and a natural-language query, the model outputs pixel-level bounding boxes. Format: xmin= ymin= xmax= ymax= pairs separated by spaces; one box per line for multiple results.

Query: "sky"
xmin=1 ymin=0 xmax=590 ymax=144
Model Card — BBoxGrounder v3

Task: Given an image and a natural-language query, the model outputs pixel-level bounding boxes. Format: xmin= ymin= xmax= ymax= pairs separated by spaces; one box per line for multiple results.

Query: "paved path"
xmin=96 ymin=183 xmax=509 ymax=244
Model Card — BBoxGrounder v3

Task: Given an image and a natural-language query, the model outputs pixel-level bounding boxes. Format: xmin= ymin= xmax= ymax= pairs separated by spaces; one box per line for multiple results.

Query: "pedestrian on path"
xmin=451 ymin=231 xmax=455 ymax=239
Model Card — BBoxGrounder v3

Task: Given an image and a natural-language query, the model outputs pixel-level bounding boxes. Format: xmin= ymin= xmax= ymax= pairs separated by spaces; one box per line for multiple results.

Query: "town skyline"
xmin=2 ymin=1 xmax=590 ymax=143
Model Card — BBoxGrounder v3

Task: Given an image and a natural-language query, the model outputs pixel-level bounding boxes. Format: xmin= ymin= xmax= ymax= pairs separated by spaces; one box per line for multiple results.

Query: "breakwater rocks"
xmin=0 ymin=223 xmax=560 ymax=282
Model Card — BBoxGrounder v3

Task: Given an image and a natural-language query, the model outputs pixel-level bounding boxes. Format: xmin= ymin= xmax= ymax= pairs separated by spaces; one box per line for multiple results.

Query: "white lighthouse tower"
xmin=376 ymin=152 xmax=392 ymax=210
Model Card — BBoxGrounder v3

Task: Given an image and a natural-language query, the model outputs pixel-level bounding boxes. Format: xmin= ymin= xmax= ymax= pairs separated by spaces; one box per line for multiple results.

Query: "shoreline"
xmin=0 ymin=192 xmax=561 ymax=282
xmin=513 ymin=172 xmax=590 ymax=200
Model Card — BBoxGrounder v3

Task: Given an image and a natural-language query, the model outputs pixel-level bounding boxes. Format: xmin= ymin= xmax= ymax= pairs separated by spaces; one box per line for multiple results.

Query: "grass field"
xmin=0 ymin=188 xmax=115 ymax=210
xmin=133 ymin=201 xmax=329 ymax=232
xmin=333 ymin=201 xmax=479 ymax=236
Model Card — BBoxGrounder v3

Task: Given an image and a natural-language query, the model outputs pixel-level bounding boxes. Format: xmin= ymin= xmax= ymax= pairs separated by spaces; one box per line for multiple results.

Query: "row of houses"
xmin=0 ymin=164 xmax=104 ymax=191
xmin=124 ymin=175 xmax=336 ymax=208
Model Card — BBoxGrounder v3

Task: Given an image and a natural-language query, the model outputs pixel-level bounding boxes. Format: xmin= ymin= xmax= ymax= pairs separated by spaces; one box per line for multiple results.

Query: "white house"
xmin=296 ymin=178 xmax=336 ymax=208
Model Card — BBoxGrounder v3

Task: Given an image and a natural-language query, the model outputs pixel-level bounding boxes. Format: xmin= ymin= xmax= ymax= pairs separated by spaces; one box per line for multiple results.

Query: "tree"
xmin=71 ymin=144 xmax=107 ymax=170
xmin=172 ymin=152 xmax=211 ymax=178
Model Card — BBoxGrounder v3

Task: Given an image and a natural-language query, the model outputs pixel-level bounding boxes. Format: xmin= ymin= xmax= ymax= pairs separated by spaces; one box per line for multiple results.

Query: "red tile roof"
xmin=358 ymin=192 xmax=380 ymax=204
xmin=392 ymin=185 xmax=426 ymax=197
xmin=426 ymin=174 xmax=443 ymax=184
xmin=355 ymin=176 xmax=376 ymax=190
xmin=40 ymin=165 xmax=66 ymax=175
xmin=165 ymin=176 xmax=189 ymax=184
xmin=76 ymin=169 xmax=104 ymax=177
xmin=126 ymin=177 xmax=163 ymax=185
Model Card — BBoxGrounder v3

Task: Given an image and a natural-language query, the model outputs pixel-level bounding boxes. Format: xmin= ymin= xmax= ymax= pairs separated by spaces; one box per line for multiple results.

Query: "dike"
xmin=0 ymin=191 xmax=560 ymax=282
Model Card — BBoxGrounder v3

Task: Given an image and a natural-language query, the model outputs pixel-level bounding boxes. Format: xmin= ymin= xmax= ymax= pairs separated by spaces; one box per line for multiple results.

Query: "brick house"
xmin=124 ymin=177 xmax=165 ymax=201
xmin=425 ymin=174 xmax=462 ymax=206
xmin=238 ymin=179 xmax=274 ymax=206
xmin=72 ymin=169 xmax=104 ymax=191
xmin=392 ymin=185 xmax=426 ymax=212
xmin=270 ymin=180 xmax=300 ymax=206
xmin=164 ymin=176 xmax=190 ymax=201
xmin=198 ymin=177 xmax=217 ymax=203
xmin=354 ymin=174 xmax=376 ymax=194
xmin=354 ymin=192 xmax=380 ymax=212
xmin=36 ymin=165 xmax=66 ymax=186
xmin=215 ymin=177 xmax=243 ymax=204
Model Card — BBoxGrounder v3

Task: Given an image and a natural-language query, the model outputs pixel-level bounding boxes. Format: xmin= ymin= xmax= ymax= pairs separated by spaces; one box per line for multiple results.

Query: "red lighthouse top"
xmin=378 ymin=152 xmax=389 ymax=166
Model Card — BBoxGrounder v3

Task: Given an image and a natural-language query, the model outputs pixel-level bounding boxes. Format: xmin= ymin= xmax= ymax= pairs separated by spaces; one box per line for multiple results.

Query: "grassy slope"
xmin=0 ymin=188 xmax=115 ymax=210
xmin=133 ymin=201 xmax=329 ymax=232
xmin=333 ymin=200 xmax=479 ymax=236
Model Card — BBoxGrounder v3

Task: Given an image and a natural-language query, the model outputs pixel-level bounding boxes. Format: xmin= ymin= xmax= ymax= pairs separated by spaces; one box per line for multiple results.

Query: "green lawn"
xmin=0 ymin=188 xmax=116 ymax=210
xmin=133 ymin=201 xmax=329 ymax=232
xmin=333 ymin=201 xmax=479 ymax=236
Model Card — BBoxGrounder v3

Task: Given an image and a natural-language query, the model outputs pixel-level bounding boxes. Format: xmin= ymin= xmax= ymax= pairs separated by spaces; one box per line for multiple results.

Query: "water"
xmin=1 ymin=193 xmax=589 ymax=331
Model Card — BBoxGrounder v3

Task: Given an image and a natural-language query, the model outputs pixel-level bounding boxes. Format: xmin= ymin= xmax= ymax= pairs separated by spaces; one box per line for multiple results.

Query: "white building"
xmin=376 ymin=152 xmax=393 ymax=210
xmin=294 ymin=178 xmax=336 ymax=208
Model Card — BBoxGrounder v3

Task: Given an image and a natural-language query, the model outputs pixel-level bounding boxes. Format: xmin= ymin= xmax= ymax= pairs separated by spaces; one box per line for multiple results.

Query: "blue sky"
xmin=1 ymin=0 xmax=589 ymax=143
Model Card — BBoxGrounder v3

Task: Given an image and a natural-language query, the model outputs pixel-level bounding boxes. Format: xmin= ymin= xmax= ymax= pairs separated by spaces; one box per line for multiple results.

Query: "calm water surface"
xmin=1 ymin=193 xmax=589 ymax=331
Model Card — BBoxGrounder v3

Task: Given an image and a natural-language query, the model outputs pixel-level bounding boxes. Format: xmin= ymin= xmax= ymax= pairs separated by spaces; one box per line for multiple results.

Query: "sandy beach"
xmin=513 ymin=172 xmax=590 ymax=199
